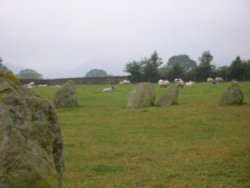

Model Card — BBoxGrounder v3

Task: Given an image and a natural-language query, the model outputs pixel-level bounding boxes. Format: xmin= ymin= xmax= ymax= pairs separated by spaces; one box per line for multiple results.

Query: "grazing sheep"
xmin=158 ymin=79 xmax=170 ymax=87
xmin=231 ymin=79 xmax=238 ymax=84
xmin=215 ymin=77 xmax=224 ymax=82
xmin=175 ymin=78 xmax=184 ymax=87
xmin=38 ymin=84 xmax=48 ymax=87
xmin=54 ymin=85 xmax=62 ymax=89
xmin=25 ymin=81 xmax=35 ymax=89
xmin=27 ymin=81 xmax=35 ymax=86
xmin=185 ymin=81 xmax=195 ymax=86
xmin=207 ymin=77 xmax=214 ymax=83
xmin=103 ymin=86 xmax=115 ymax=92
xmin=26 ymin=85 xmax=33 ymax=89
xmin=119 ymin=79 xmax=131 ymax=85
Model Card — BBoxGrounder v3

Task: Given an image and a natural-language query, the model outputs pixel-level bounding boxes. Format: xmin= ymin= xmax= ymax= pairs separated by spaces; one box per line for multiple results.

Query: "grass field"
xmin=34 ymin=82 xmax=250 ymax=188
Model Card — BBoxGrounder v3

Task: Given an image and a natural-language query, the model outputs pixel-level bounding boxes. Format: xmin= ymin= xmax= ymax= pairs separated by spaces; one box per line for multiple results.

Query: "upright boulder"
xmin=156 ymin=84 xmax=179 ymax=107
xmin=54 ymin=80 xmax=77 ymax=107
xmin=127 ymin=82 xmax=156 ymax=108
xmin=220 ymin=82 xmax=244 ymax=105
xmin=0 ymin=69 xmax=64 ymax=188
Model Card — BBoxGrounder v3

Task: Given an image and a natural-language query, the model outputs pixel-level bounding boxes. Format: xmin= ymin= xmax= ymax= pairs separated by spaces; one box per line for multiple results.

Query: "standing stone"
xmin=220 ymin=82 xmax=244 ymax=105
xmin=127 ymin=82 xmax=156 ymax=108
xmin=156 ymin=84 xmax=179 ymax=107
xmin=0 ymin=69 xmax=64 ymax=188
xmin=54 ymin=80 xmax=77 ymax=107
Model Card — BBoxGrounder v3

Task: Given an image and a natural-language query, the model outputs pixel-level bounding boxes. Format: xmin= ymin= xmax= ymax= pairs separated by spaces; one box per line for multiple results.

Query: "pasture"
xmin=34 ymin=82 xmax=250 ymax=188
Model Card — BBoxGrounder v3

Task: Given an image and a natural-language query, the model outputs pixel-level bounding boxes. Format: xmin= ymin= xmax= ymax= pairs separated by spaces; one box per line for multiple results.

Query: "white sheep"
xmin=215 ymin=77 xmax=224 ymax=82
xmin=102 ymin=86 xmax=115 ymax=92
xmin=158 ymin=79 xmax=170 ymax=87
xmin=119 ymin=79 xmax=131 ymax=85
xmin=54 ymin=85 xmax=62 ymax=89
xmin=185 ymin=81 xmax=195 ymax=86
xmin=207 ymin=77 xmax=214 ymax=83
xmin=38 ymin=84 xmax=48 ymax=87
xmin=175 ymin=78 xmax=184 ymax=87
xmin=231 ymin=79 xmax=238 ymax=84
xmin=25 ymin=81 xmax=35 ymax=89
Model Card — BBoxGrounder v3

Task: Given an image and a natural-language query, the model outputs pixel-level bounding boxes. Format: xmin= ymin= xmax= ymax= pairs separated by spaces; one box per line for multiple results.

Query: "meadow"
xmin=34 ymin=82 xmax=250 ymax=188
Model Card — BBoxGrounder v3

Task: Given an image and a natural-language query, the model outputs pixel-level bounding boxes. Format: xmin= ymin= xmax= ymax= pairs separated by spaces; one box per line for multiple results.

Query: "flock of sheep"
xmin=24 ymin=81 xmax=61 ymax=89
xmin=102 ymin=77 xmax=225 ymax=92
xmin=24 ymin=77 xmax=225 ymax=93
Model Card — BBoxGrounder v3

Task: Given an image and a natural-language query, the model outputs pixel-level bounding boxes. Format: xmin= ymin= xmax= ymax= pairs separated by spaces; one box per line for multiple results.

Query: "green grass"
xmin=34 ymin=82 xmax=250 ymax=187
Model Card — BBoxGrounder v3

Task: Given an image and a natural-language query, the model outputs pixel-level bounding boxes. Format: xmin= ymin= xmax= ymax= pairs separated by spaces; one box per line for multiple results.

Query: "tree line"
xmin=1 ymin=53 xmax=250 ymax=81
xmin=125 ymin=51 xmax=250 ymax=83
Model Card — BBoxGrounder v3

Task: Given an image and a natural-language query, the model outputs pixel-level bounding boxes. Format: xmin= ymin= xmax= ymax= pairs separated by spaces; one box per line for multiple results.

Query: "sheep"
xmin=174 ymin=78 xmax=184 ymax=87
xmin=185 ymin=81 xmax=195 ymax=86
xmin=38 ymin=84 xmax=48 ymax=87
xmin=102 ymin=86 xmax=115 ymax=92
xmin=119 ymin=79 xmax=131 ymax=85
xmin=26 ymin=85 xmax=33 ymax=89
xmin=158 ymin=79 xmax=170 ymax=87
xmin=25 ymin=81 xmax=35 ymax=89
xmin=54 ymin=85 xmax=62 ymax=89
xmin=231 ymin=79 xmax=238 ymax=84
xmin=215 ymin=77 xmax=224 ymax=82
xmin=207 ymin=77 xmax=214 ymax=83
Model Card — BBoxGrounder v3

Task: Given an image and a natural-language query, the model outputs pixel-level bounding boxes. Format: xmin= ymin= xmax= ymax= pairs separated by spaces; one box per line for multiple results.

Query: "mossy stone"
xmin=0 ymin=69 xmax=63 ymax=188
xmin=156 ymin=84 xmax=179 ymax=107
xmin=127 ymin=82 xmax=156 ymax=109
xmin=54 ymin=80 xmax=78 ymax=107
xmin=220 ymin=82 xmax=244 ymax=105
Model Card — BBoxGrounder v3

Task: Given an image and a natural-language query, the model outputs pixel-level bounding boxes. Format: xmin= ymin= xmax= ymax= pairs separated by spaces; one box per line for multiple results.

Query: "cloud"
xmin=0 ymin=0 xmax=250 ymax=78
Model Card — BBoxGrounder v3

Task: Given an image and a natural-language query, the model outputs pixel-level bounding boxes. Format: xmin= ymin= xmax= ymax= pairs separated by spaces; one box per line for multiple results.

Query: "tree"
xmin=85 ymin=69 xmax=107 ymax=77
xmin=125 ymin=60 xmax=143 ymax=82
xmin=141 ymin=51 xmax=163 ymax=82
xmin=166 ymin=54 xmax=197 ymax=72
xmin=199 ymin=51 xmax=213 ymax=66
xmin=125 ymin=51 xmax=163 ymax=82
xmin=215 ymin=66 xmax=230 ymax=81
xmin=16 ymin=69 xmax=43 ymax=79
xmin=245 ymin=60 xmax=250 ymax=80
xmin=229 ymin=56 xmax=247 ymax=81
xmin=167 ymin=63 xmax=185 ymax=81
xmin=195 ymin=51 xmax=214 ymax=81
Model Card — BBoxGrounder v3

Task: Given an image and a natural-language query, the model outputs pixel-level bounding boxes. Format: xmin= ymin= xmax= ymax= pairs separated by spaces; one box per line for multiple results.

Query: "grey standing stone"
xmin=54 ymin=80 xmax=77 ymax=107
xmin=220 ymin=82 xmax=244 ymax=105
xmin=156 ymin=84 xmax=179 ymax=107
xmin=127 ymin=82 xmax=156 ymax=108
xmin=0 ymin=69 xmax=64 ymax=188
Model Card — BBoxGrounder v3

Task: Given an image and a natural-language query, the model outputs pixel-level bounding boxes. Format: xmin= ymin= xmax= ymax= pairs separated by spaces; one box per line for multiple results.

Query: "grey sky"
xmin=1 ymin=0 xmax=250 ymax=78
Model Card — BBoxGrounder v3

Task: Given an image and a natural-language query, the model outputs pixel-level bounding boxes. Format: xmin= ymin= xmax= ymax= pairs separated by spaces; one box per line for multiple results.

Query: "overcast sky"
xmin=1 ymin=0 xmax=250 ymax=78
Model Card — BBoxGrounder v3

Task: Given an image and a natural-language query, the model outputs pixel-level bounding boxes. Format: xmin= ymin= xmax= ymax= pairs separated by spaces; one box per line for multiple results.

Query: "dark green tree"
xmin=199 ymin=51 xmax=213 ymax=66
xmin=141 ymin=51 xmax=163 ymax=82
xmin=229 ymin=56 xmax=247 ymax=81
xmin=125 ymin=60 xmax=143 ymax=82
xmin=16 ymin=69 xmax=43 ymax=79
xmin=194 ymin=51 xmax=214 ymax=81
xmin=125 ymin=51 xmax=162 ymax=82
xmin=166 ymin=54 xmax=197 ymax=72
xmin=166 ymin=63 xmax=185 ymax=81
xmin=245 ymin=60 xmax=250 ymax=80
xmin=85 ymin=69 xmax=107 ymax=77
xmin=215 ymin=66 xmax=230 ymax=81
